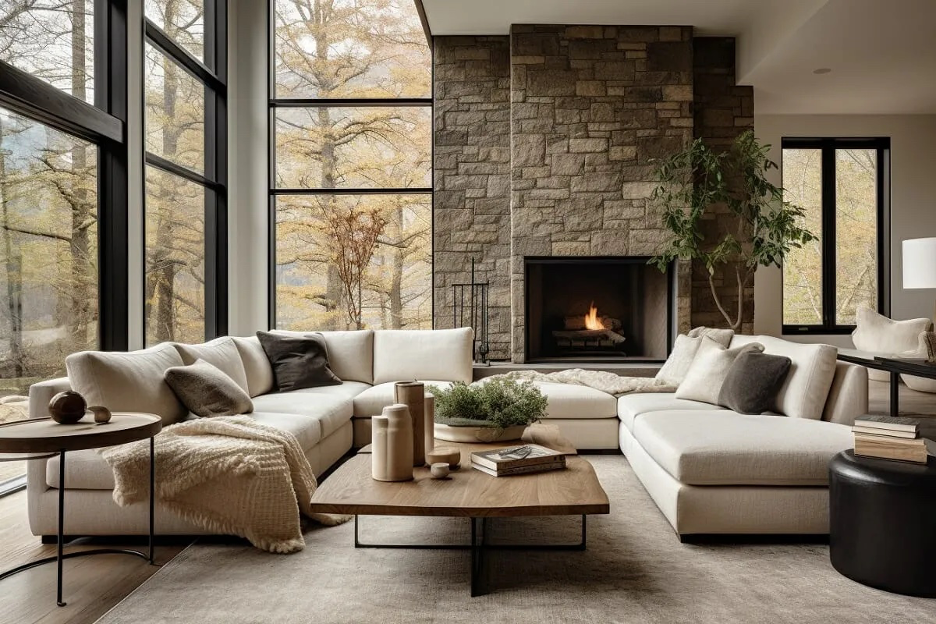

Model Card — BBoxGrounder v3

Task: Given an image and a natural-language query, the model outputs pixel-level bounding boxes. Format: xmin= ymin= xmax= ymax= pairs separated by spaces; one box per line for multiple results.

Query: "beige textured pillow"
xmin=164 ymin=359 xmax=253 ymax=418
xmin=655 ymin=334 xmax=702 ymax=386
xmin=687 ymin=326 xmax=734 ymax=347
xmin=676 ymin=337 xmax=765 ymax=405
xmin=173 ymin=337 xmax=250 ymax=393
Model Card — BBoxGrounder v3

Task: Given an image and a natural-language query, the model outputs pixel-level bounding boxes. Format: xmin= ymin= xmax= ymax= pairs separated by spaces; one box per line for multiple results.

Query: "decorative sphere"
xmin=48 ymin=391 xmax=87 ymax=424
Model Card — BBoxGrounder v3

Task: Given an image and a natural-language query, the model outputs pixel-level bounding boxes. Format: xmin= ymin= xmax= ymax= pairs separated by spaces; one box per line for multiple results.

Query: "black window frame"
xmin=0 ymin=0 xmax=128 ymax=496
xmin=781 ymin=137 xmax=891 ymax=335
xmin=266 ymin=0 xmax=433 ymax=328
xmin=143 ymin=0 xmax=228 ymax=342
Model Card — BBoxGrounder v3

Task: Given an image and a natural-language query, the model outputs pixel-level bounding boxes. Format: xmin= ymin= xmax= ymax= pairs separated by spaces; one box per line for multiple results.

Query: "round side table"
xmin=0 ymin=413 xmax=161 ymax=607
xmin=829 ymin=449 xmax=936 ymax=597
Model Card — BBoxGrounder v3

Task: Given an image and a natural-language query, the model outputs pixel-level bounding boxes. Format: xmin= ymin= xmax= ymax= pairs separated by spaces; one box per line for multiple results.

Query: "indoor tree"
xmin=650 ymin=130 xmax=816 ymax=331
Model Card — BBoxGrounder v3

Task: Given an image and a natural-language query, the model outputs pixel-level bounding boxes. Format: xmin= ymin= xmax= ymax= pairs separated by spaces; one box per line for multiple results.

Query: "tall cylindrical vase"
xmin=371 ymin=416 xmax=389 ymax=481
xmin=373 ymin=404 xmax=413 ymax=482
xmin=394 ymin=381 xmax=425 ymax=466
xmin=424 ymin=394 xmax=436 ymax=458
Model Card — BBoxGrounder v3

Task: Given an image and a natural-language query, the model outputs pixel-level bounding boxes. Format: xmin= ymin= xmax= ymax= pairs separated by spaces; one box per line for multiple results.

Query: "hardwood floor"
xmin=0 ymin=492 xmax=188 ymax=624
xmin=0 ymin=379 xmax=932 ymax=624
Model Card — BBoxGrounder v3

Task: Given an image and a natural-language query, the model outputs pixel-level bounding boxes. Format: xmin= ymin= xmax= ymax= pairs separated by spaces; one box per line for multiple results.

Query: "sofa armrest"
xmin=28 ymin=377 xmax=72 ymax=420
xmin=822 ymin=362 xmax=868 ymax=426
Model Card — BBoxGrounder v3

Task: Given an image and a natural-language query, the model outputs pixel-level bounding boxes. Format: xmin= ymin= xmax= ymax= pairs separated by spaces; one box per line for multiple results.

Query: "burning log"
xmin=554 ymin=302 xmax=626 ymax=348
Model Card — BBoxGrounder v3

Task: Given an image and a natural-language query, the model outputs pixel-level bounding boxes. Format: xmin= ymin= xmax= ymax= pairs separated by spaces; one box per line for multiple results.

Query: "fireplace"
xmin=525 ymin=257 xmax=673 ymax=362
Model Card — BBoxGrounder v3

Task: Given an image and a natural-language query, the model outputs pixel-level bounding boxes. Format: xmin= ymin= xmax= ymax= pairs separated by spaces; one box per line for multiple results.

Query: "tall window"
xmin=144 ymin=0 xmax=227 ymax=345
xmin=270 ymin=0 xmax=432 ymax=331
xmin=0 ymin=0 xmax=127 ymax=492
xmin=782 ymin=138 xmax=889 ymax=333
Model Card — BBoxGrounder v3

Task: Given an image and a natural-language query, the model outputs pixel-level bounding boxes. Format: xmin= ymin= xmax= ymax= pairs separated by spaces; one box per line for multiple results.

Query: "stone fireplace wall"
xmin=433 ymin=29 xmax=753 ymax=362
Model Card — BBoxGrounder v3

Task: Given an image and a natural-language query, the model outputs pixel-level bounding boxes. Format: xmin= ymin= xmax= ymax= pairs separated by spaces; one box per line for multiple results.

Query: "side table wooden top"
xmin=0 ymin=413 xmax=162 ymax=454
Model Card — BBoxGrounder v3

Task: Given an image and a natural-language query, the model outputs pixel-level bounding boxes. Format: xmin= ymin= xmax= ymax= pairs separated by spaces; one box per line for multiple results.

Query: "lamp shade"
xmin=903 ymin=237 xmax=936 ymax=289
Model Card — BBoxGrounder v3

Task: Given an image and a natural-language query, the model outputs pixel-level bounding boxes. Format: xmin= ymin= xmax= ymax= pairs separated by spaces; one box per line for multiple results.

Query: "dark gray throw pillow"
xmin=165 ymin=359 xmax=254 ymax=418
xmin=718 ymin=352 xmax=792 ymax=415
xmin=256 ymin=331 xmax=341 ymax=392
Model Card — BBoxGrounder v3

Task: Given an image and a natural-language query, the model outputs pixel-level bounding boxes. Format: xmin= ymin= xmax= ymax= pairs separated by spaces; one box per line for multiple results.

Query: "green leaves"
xmin=427 ymin=379 xmax=548 ymax=429
xmin=649 ymin=129 xmax=817 ymax=327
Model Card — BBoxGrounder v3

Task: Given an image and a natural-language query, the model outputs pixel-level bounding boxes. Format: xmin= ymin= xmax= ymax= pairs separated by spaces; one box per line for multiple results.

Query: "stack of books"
xmin=853 ymin=415 xmax=936 ymax=464
xmin=470 ymin=444 xmax=566 ymax=477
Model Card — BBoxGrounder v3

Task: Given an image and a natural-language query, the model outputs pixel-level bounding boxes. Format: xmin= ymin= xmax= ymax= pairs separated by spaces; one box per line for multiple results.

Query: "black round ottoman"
xmin=829 ymin=450 xmax=936 ymax=597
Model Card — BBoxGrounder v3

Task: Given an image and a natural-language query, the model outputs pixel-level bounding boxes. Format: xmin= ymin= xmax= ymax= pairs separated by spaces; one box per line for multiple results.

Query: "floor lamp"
xmin=903 ymin=237 xmax=936 ymax=361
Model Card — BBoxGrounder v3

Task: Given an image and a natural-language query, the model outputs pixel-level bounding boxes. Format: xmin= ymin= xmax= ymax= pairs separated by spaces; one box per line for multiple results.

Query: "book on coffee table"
xmin=854 ymin=433 xmax=936 ymax=464
xmin=853 ymin=415 xmax=922 ymax=434
xmin=470 ymin=444 xmax=565 ymax=471
xmin=471 ymin=460 xmax=566 ymax=477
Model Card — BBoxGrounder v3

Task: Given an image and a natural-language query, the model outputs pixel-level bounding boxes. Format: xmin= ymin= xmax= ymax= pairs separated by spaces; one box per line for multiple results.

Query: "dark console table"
xmin=837 ymin=351 xmax=936 ymax=417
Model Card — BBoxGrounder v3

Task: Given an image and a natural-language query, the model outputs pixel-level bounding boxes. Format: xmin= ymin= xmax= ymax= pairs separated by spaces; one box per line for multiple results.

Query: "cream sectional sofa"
xmin=618 ymin=335 xmax=868 ymax=537
xmin=26 ymin=328 xmax=867 ymax=539
xmin=26 ymin=328 xmax=475 ymax=537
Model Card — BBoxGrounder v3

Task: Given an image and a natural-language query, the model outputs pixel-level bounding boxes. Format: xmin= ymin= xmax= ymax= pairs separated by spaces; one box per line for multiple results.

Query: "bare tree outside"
xmin=782 ymin=148 xmax=879 ymax=326
xmin=273 ymin=0 xmax=432 ymax=331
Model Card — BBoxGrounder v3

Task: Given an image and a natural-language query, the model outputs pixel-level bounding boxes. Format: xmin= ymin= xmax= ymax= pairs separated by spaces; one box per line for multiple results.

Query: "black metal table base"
xmin=353 ymin=514 xmax=587 ymax=596
xmin=0 ymin=439 xmax=156 ymax=607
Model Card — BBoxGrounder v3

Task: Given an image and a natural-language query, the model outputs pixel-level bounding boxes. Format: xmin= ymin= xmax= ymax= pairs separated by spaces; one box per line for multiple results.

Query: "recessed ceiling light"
xmin=813 ymin=68 xmax=832 ymax=75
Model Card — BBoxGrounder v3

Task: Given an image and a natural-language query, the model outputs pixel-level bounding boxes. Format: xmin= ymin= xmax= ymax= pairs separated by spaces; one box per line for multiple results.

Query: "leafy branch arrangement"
xmin=650 ymin=130 xmax=816 ymax=330
xmin=427 ymin=379 xmax=548 ymax=430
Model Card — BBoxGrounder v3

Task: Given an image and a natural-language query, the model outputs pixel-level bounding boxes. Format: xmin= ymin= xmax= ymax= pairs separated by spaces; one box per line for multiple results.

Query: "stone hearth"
xmin=433 ymin=28 xmax=753 ymax=363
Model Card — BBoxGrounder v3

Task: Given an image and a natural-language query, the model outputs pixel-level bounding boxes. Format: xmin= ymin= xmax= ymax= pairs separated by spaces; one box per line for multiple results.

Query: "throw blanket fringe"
xmin=480 ymin=369 xmax=676 ymax=397
xmin=100 ymin=416 xmax=349 ymax=554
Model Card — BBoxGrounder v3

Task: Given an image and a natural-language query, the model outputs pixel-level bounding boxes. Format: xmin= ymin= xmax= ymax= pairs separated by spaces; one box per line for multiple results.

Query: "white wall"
xmin=754 ymin=114 xmax=936 ymax=346
xmin=227 ymin=0 xmax=270 ymax=336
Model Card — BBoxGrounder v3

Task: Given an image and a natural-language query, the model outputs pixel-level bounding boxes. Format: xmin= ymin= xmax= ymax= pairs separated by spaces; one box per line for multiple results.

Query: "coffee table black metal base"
xmin=353 ymin=514 xmax=587 ymax=597
xmin=0 ymin=440 xmax=156 ymax=607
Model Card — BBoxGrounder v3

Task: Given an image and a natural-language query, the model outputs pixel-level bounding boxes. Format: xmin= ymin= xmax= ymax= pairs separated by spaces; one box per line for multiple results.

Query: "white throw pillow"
xmin=852 ymin=305 xmax=931 ymax=354
xmin=686 ymin=326 xmax=734 ymax=347
xmin=655 ymin=335 xmax=702 ymax=387
xmin=676 ymin=337 xmax=764 ymax=405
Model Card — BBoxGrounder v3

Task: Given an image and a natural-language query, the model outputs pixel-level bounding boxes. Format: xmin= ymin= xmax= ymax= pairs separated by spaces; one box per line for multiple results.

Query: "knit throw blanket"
xmin=100 ymin=416 xmax=349 ymax=554
xmin=482 ymin=369 xmax=676 ymax=397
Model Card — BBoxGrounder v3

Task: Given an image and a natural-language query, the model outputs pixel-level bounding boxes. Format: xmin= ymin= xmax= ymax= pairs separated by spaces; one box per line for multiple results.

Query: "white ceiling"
xmin=420 ymin=0 xmax=936 ymax=115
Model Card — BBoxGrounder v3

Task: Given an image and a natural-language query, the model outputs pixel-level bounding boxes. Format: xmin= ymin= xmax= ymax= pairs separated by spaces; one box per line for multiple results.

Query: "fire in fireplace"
xmin=525 ymin=257 xmax=672 ymax=362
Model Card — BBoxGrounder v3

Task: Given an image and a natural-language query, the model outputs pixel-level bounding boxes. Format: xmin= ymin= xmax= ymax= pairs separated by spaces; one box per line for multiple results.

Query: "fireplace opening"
xmin=525 ymin=257 xmax=673 ymax=362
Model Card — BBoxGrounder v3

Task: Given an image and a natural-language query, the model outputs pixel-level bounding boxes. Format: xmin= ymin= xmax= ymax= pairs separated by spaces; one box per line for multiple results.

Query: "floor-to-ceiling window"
xmin=782 ymin=138 xmax=890 ymax=333
xmin=269 ymin=0 xmax=432 ymax=331
xmin=0 ymin=0 xmax=128 ymax=492
xmin=144 ymin=0 xmax=227 ymax=344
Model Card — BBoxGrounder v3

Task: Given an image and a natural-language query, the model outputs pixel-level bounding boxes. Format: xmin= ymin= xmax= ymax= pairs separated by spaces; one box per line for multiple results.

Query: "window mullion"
xmin=821 ymin=144 xmax=837 ymax=331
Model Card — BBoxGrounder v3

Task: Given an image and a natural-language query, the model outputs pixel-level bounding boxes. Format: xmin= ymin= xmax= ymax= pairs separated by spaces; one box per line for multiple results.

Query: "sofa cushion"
xmin=65 ymin=343 xmax=186 ymax=425
xmin=372 ymin=328 xmax=473 ymax=385
xmin=730 ymin=335 xmax=838 ymax=420
xmin=231 ymin=336 xmax=275 ymax=397
xmin=273 ymin=329 xmax=374 ymax=384
xmin=529 ymin=382 xmax=617 ymax=419
xmin=292 ymin=381 xmax=371 ymax=401
xmin=632 ymin=410 xmax=853 ymax=486
xmin=352 ymin=381 xmax=454 ymax=418
xmin=676 ymin=338 xmax=764 ymax=405
xmin=655 ymin=335 xmax=703 ymax=387
xmin=617 ymin=393 xmax=718 ymax=432
xmin=173 ymin=337 xmax=249 ymax=393
xmin=686 ymin=326 xmax=734 ymax=346
xmin=45 ymin=410 xmax=327 ymax=490
xmin=165 ymin=359 xmax=254 ymax=417
xmin=250 ymin=392 xmax=352 ymax=439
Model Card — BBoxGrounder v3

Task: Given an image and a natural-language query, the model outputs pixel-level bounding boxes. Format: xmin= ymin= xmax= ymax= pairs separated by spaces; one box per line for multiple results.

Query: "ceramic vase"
xmin=424 ymin=394 xmax=436 ymax=458
xmin=394 ymin=382 xmax=425 ymax=466
xmin=371 ymin=404 xmax=414 ymax=482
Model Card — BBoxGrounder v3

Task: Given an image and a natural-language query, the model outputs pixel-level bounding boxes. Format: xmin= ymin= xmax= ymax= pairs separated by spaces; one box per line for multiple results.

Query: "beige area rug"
xmin=97 ymin=456 xmax=934 ymax=624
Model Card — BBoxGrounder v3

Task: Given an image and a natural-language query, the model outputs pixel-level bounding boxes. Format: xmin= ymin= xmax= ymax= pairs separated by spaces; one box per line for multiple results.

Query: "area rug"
xmin=96 ymin=456 xmax=934 ymax=624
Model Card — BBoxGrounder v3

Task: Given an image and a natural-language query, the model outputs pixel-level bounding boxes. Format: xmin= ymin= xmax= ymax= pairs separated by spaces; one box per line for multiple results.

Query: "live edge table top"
xmin=309 ymin=440 xmax=610 ymax=519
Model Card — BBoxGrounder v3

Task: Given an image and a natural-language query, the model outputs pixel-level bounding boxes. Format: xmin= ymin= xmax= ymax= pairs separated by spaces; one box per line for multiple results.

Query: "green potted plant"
xmin=427 ymin=379 xmax=548 ymax=443
xmin=650 ymin=130 xmax=816 ymax=331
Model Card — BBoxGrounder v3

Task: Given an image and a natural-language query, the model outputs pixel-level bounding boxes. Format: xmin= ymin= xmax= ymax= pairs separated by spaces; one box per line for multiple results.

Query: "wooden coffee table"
xmin=309 ymin=438 xmax=610 ymax=596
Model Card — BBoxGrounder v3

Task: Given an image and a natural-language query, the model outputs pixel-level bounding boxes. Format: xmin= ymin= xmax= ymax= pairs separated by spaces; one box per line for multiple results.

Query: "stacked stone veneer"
xmin=433 ymin=37 xmax=512 ymax=359
xmin=692 ymin=38 xmax=755 ymax=333
xmin=433 ymin=29 xmax=754 ymax=362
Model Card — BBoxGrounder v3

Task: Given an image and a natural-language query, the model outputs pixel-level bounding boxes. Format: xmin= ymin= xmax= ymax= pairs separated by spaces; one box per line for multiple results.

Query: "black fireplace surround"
xmin=525 ymin=257 xmax=673 ymax=362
